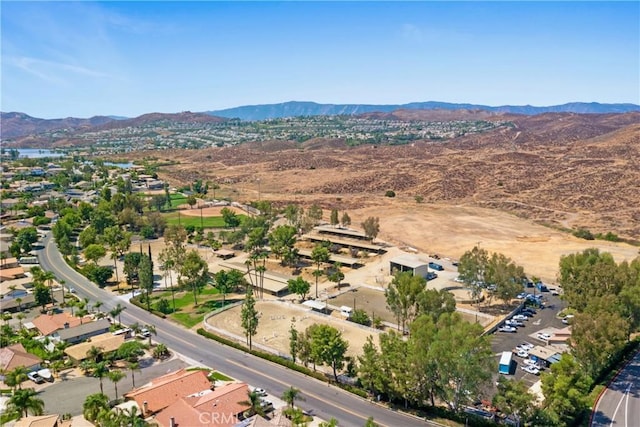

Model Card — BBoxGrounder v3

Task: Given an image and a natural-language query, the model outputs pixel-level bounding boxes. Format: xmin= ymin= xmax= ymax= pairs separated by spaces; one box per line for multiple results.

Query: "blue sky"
xmin=2 ymin=1 xmax=638 ymax=118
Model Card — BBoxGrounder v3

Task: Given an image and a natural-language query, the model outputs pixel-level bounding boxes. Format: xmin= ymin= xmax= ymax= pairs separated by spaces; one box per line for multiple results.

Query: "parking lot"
xmin=490 ymin=291 xmax=567 ymax=389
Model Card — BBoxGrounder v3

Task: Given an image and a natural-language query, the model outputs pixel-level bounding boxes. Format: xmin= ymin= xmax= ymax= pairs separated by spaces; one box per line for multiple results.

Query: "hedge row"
xmin=196 ymin=328 xmax=368 ymax=399
xmin=130 ymin=295 xmax=167 ymax=319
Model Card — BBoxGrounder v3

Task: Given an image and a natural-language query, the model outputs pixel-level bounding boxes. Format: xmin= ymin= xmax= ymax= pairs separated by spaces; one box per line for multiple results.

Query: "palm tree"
xmin=282 ymin=386 xmax=304 ymax=410
xmin=86 ymin=345 xmax=104 ymax=363
xmin=5 ymin=388 xmax=44 ymax=419
xmin=144 ymin=324 xmax=157 ymax=347
xmin=83 ymin=393 xmax=109 ymax=423
xmin=92 ymin=362 xmax=109 ymax=394
xmin=110 ymin=303 xmax=125 ymax=325
xmin=94 ymin=301 xmax=103 ymax=314
xmin=108 ymin=370 xmax=126 ymax=400
xmin=5 ymin=366 xmax=29 ymax=390
xmin=42 ymin=271 xmax=56 ymax=307
xmin=239 ymin=390 xmax=265 ymax=417
xmin=128 ymin=361 xmax=140 ymax=388
xmin=15 ymin=297 xmax=23 ymax=314
xmin=17 ymin=313 xmax=26 ymax=329
xmin=59 ymin=279 xmax=66 ymax=304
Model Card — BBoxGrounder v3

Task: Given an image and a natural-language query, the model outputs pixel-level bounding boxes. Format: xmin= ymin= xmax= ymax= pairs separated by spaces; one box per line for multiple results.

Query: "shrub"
xmin=414 ymin=195 xmax=424 ymax=203
xmin=350 ymin=309 xmax=371 ymax=326
xmin=573 ymin=228 xmax=594 ymax=240
xmin=156 ymin=298 xmax=172 ymax=314
xmin=385 ymin=190 xmax=396 ymax=198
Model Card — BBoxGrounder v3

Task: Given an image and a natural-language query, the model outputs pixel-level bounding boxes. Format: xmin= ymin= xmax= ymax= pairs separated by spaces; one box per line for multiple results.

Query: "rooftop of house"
xmin=64 ymin=331 xmax=125 ymax=361
xmin=13 ymin=414 xmax=60 ymax=427
xmin=155 ymin=382 xmax=250 ymax=427
xmin=0 ymin=343 xmax=42 ymax=371
xmin=125 ymin=368 xmax=212 ymax=415
xmin=32 ymin=312 xmax=94 ymax=336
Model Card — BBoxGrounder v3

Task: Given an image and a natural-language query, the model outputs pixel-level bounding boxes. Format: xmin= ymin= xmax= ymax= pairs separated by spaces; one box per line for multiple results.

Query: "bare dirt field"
xmin=178 ymin=205 xmax=246 ymax=217
xmin=205 ymin=300 xmax=380 ymax=359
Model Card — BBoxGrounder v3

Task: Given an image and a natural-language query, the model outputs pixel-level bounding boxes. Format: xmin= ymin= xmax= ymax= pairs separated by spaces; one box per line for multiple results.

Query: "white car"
xmin=512 ymin=314 xmax=528 ymax=321
xmin=523 ymin=358 xmax=537 ymax=366
xmin=516 ymin=350 xmax=529 ymax=358
xmin=521 ymin=365 xmax=540 ymax=375
xmin=562 ymin=315 xmax=574 ymax=325
xmin=507 ymin=319 xmax=525 ymax=327
xmin=253 ymin=387 xmax=267 ymax=396
xmin=537 ymin=332 xmax=552 ymax=341
xmin=498 ymin=326 xmax=517 ymax=333
xmin=520 ymin=342 xmax=534 ymax=350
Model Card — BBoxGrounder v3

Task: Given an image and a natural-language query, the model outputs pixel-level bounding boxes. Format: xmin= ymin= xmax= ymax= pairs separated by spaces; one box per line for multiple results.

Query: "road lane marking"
xmin=610 ymin=383 xmax=632 ymax=427
xmin=224 ymin=358 xmax=389 ymax=427
xmin=624 ymin=382 xmax=630 ymax=427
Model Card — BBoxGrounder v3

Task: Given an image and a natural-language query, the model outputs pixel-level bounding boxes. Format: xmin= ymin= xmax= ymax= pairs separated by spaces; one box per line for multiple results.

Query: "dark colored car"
xmin=426 ymin=272 xmax=438 ymax=281
xmin=428 ymin=262 xmax=444 ymax=271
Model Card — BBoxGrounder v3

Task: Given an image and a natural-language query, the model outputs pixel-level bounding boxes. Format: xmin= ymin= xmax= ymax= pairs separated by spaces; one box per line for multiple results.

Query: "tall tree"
xmin=457 ymin=246 xmax=489 ymax=309
xmin=5 ymin=388 xmax=44 ymax=419
xmin=311 ymin=244 xmax=330 ymax=298
xmin=289 ymin=319 xmax=299 ymax=364
xmin=385 ymin=272 xmax=426 ymax=333
xmin=309 ymin=324 xmax=349 ymax=382
xmin=179 ymin=250 xmax=209 ymax=306
xmin=361 ymin=216 xmax=380 ymax=240
xmin=431 ymin=312 xmax=495 ymax=412
xmin=340 ymin=212 xmax=351 ymax=228
xmin=241 ymin=287 xmax=259 ymax=350
xmin=108 ymin=370 xmax=126 ymax=400
xmin=268 ymin=225 xmax=298 ymax=265
xmin=492 ymin=377 xmax=537 ymax=426
xmin=83 ymin=393 xmax=109 ymax=423
xmin=287 ymin=277 xmax=311 ymax=302
xmin=282 ymin=386 xmax=304 ymax=409
xmin=541 ymin=353 xmax=592 ymax=425
xmin=330 ymin=209 xmax=339 ymax=226
xmin=239 ymin=390 xmax=265 ymax=417
xmin=138 ymin=254 xmax=154 ymax=311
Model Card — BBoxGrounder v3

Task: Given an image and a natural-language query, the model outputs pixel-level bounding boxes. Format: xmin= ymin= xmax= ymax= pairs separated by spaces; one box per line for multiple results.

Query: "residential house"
xmin=14 ymin=414 xmax=60 ymax=427
xmin=124 ymin=369 xmax=213 ymax=417
xmin=53 ymin=318 xmax=111 ymax=344
xmin=154 ymin=382 xmax=250 ymax=427
xmin=32 ymin=312 xmax=94 ymax=337
xmin=64 ymin=332 xmax=125 ymax=362
xmin=0 ymin=343 xmax=42 ymax=372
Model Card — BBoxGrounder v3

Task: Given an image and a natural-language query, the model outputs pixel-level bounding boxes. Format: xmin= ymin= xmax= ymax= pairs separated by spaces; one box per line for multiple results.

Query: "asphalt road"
xmin=37 ymin=233 xmax=434 ymax=427
xmin=591 ymin=349 xmax=640 ymax=427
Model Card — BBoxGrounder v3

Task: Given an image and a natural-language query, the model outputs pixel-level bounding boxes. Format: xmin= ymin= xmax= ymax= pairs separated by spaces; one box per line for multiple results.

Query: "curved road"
xmin=38 ymin=234 xmax=433 ymax=427
xmin=591 ymin=350 xmax=640 ymax=427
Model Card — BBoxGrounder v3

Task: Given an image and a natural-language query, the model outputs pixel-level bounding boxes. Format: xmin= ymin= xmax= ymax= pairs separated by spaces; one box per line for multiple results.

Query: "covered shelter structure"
xmin=389 ymin=255 xmax=429 ymax=278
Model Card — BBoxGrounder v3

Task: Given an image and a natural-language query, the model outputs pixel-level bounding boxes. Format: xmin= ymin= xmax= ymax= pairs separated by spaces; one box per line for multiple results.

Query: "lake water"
xmin=15 ymin=148 xmax=65 ymax=158
xmin=104 ymin=161 xmax=134 ymax=169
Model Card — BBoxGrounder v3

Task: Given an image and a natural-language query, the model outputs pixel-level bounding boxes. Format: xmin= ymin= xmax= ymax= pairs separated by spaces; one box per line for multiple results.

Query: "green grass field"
xmin=168 ymin=193 xmax=188 ymax=207
xmin=162 ymin=211 xmax=247 ymax=229
xmin=151 ymin=287 xmax=231 ymax=328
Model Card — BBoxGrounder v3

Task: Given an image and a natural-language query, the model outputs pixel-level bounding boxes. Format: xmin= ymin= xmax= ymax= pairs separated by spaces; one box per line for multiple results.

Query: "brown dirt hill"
xmin=149 ymin=112 xmax=639 ymax=240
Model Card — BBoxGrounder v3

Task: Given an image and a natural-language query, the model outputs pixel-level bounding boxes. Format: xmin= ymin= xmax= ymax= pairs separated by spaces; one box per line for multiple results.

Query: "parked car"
xmin=426 ymin=272 xmax=438 ymax=281
xmin=516 ymin=292 xmax=527 ymax=299
xmin=137 ymin=328 xmax=151 ymax=338
xmin=562 ymin=315 xmax=574 ymax=325
xmin=454 ymin=276 xmax=465 ymax=283
xmin=428 ymin=262 xmax=444 ymax=271
xmin=507 ymin=320 xmax=525 ymax=327
xmin=516 ymin=350 xmax=529 ymax=358
xmin=537 ymin=332 xmax=552 ymax=341
xmin=512 ymin=314 xmax=528 ymax=321
xmin=253 ymin=387 xmax=267 ymax=396
xmin=522 ymin=307 xmax=537 ymax=314
xmin=27 ymin=372 xmax=44 ymax=384
xmin=498 ymin=326 xmax=517 ymax=333
xmin=521 ymin=365 xmax=540 ymax=375
xmin=520 ymin=342 xmax=534 ymax=351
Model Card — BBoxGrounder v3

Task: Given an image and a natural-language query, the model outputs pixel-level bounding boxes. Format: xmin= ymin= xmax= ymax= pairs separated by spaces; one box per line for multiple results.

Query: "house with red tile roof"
xmin=31 ymin=312 xmax=93 ymax=336
xmin=154 ymin=382 xmax=250 ymax=427
xmin=124 ymin=369 xmax=212 ymax=416
xmin=0 ymin=343 xmax=42 ymax=372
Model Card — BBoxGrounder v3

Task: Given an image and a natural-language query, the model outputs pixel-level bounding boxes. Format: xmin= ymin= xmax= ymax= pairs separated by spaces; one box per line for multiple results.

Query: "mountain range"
xmin=205 ymin=101 xmax=640 ymax=121
xmin=2 ymin=101 xmax=639 ymax=139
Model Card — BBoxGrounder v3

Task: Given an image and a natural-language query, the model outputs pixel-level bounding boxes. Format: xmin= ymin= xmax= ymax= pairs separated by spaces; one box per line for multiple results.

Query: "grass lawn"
xmin=151 ymin=287 xmax=231 ymax=328
xmin=162 ymin=211 xmax=247 ymax=228
xmin=210 ymin=371 xmax=233 ymax=381
xmin=168 ymin=193 xmax=188 ymax=207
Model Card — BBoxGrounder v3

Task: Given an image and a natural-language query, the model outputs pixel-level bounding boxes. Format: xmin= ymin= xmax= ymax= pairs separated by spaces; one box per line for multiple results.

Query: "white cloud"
xmin=7 ymin=56 xmax=111 ymax=86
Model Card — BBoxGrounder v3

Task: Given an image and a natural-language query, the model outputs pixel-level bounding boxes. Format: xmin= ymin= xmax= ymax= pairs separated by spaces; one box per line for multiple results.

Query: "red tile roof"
xmin=155 ymin=382 xmax=250 ymax=427
xmin=32 ymin=312 xmax=93 ymax=336
xmin=124 ymin=369 xmax=212 ymax=415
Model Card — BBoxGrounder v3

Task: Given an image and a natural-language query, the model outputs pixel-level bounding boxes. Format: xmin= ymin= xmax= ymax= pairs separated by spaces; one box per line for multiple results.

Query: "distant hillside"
xmin=1 ymin=111 xmax=226 ymax=139
xmin=206 ymin=101 xmax=640 ymax=121
xmin=0 ymin=112 xmax=116 ymax=139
